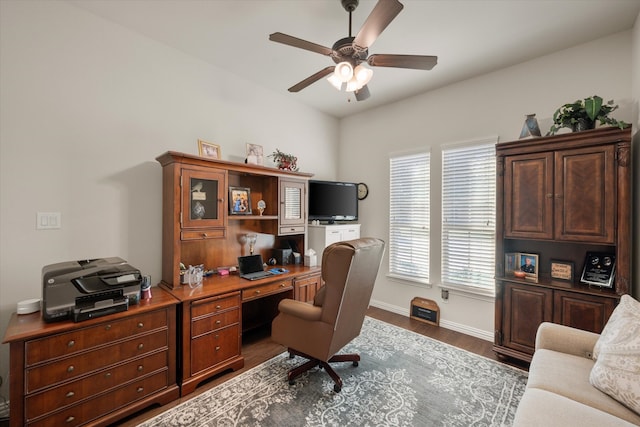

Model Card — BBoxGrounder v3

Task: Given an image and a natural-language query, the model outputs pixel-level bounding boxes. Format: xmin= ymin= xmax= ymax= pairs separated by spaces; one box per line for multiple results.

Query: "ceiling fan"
xmin=269 ymin=0 xmax=437 ymax=101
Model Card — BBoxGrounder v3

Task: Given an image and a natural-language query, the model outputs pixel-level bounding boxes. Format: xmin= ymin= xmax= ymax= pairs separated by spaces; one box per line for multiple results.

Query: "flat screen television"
xmin=308 ymin=180 xmax=358 ymax=223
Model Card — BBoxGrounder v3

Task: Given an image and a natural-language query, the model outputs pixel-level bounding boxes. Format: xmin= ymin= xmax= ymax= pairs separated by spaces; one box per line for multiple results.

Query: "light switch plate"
xmin=36 ymin=212 xmax=61 ymax=229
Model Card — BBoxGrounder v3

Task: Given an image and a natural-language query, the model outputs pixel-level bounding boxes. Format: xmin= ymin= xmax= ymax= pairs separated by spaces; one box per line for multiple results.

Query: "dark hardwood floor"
xmin=116 ymin=306 xmax=529 ymax=426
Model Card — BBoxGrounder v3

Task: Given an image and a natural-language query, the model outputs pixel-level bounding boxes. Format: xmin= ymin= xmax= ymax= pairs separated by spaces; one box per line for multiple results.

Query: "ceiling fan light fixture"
xmin=327 ymin=73 xmax=345 ymax=90
xmin=354 ymin=64 xmax=373 ymax=86
xmin=334 ymin=61 xmax=354 ymax=82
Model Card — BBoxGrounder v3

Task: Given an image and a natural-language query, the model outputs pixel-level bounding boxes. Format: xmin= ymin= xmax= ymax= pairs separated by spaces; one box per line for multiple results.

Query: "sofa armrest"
xmin=535 ymin=322 xmax=599 ymax=359
xmin=278 ymin=299 xmax=322 ymax=321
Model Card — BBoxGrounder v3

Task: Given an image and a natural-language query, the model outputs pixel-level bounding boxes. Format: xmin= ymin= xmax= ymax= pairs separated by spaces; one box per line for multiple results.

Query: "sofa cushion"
xmin=590 ymin=294 xmax=640 ymax=416
xmin=513 ymin=388 xmax=637 ymax=427
xmin=527 ymin=348 xmax=640 ymax=425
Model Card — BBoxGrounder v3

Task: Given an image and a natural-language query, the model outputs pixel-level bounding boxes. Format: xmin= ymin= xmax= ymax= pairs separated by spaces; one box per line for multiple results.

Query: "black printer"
xmin=42 ymin=257 xmax=142 ymax=322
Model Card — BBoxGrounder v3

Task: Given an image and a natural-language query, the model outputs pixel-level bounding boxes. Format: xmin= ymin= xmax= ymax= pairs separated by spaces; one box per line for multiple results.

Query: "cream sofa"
xmin=513 ymin=296 xmax=640 ymax=426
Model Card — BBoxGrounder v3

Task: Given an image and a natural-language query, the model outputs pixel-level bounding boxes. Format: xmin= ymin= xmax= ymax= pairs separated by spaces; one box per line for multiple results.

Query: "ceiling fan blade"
xmin=355 ymin=85 xmax=371 ymax=101
xmin=353 ymin=0 xmax=404 ymax=50
xmin=269 ymin=32 xmax=334 ymax=56
xmin=368 ymin=54 xmax=438 ymax=70
xmin=288 ymin=66 xmax=335 ymax=92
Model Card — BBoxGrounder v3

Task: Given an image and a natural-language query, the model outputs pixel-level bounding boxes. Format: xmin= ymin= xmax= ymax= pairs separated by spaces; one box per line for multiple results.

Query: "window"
xmin=441 ymin=139 xmax=496 ymax=292
xmin=389 ymin=151 xmax=430 ymax=283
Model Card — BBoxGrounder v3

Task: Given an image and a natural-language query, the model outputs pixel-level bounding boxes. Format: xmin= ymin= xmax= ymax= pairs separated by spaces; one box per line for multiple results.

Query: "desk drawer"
xmin=181 ymin=228 xmax=225 ymax=240
xmin=25 ymin=350 xmax=167 ymax=420
xmin=279 ymin=225 xmax=306 ymax=235
xmin=26 ymin=329 xmax=168 ymax=393
xmin=27 ymin=370 xmax=168 ymax=427
xmin=191 ymin=324 xmax=240 ymax=375
xmin=25 ymin=310 xmax=168 ymax=366
xmin=242 ymin=279 xmax=293 ymax=302
xmin=191 ymin=308 xmax=240 ymax=338
xmin=191 ymin=293 xmax=240 ymax=318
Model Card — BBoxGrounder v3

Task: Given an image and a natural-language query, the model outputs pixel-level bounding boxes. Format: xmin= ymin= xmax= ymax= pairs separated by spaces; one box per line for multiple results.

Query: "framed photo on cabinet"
xmin=198 ymin=139 xmax=221 ymax=159
xmin=229 ymin=187 xmax=252 ymax=215
xmin=518 ymin=252 xmax=539 ymax=282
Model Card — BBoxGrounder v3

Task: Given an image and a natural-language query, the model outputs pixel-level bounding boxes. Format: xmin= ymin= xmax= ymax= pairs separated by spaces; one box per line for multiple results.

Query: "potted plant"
xmin=268 ymin=148 xmax=299 ymax=171
xmin=549 ymin=95 xmax=628 ymax=135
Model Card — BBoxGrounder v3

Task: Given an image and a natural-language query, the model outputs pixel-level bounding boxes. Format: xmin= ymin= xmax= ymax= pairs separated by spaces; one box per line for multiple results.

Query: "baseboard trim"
xmin=369 ymin=299 xmax=493 ymax=342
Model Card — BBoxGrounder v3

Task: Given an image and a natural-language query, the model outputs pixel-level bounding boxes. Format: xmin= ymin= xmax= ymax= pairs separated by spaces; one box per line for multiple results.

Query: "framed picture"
xmin=518 ymin=252 xmax=539 ymax=282
xmin=229 ymin=187 xmax=252 ymax=215
xmin=198 ymin=139 xmax=221 ymax=159
xmin=505 ymin=252 xmax=519 ymax=275
xmin=246 ymin=143 xmax=264 ymax=166
xmin=550 ymin=259 xmax=574 ymax=282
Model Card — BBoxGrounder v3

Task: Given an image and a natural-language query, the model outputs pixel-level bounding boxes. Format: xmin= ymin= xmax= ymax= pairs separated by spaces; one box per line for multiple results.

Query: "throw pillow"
xmin=589 ymin=294 xmax=640 ymax=415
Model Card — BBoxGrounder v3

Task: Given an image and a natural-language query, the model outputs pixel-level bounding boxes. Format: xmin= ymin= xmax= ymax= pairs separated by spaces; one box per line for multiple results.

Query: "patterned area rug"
xmin=139 ymin=317 xmax=527 ymax=426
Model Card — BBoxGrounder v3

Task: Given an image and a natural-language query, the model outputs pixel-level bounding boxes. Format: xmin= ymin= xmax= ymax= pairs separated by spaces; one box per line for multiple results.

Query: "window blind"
xmin=389 ymin=151 xmax=430 ymax=282
xmin=441 ymin=141 xmax=496 ymax=290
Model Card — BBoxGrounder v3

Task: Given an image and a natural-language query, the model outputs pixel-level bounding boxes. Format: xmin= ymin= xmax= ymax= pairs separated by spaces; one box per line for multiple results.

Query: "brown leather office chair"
xmin=271 ymin=237 xmax=385 ymax=392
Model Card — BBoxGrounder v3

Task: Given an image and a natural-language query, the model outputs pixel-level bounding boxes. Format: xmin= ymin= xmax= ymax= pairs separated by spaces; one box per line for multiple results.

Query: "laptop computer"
xmin=238 ymin=254 xmax=274 ymax=281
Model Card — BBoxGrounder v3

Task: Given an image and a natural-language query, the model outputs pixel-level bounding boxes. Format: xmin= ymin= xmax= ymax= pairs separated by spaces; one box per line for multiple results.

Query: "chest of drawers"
xmin=3 ymin=288 xmax=179 ymax=427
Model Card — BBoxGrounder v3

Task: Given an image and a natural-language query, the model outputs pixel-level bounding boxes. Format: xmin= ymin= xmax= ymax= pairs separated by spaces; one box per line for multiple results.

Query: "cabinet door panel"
xmin=503 ymin=283 xmax=552 ymax=354
xmin=554 ymin=146 xmax=615 ymax=243
xmin=181 ymin=168 xmax=226 ymax=229
xmin=278 ymin=178 xmax=306 ymax=234
xmin=553 ymin=290 xmax=616 ymax=333
xmin=504 ymin=153 xmax=554 ymax=239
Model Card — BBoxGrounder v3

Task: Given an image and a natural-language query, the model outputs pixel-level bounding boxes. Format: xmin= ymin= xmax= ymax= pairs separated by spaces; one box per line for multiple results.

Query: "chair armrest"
xmin=278 ymin=299 xmax=322 ymax=321
xmin=535 ymin=322 xmax=599 ymax=359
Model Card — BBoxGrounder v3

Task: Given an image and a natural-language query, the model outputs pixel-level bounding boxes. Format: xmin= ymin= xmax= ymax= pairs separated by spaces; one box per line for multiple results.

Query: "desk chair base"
xmin=286 ymin=348 xmax=360 ymax=392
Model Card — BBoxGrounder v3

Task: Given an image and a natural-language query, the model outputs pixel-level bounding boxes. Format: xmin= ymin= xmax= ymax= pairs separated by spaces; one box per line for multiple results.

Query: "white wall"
xmin=339 ymin=30 xmax=637 ymax=340
xmin=0 ymin=0 xmax=338 ymax=401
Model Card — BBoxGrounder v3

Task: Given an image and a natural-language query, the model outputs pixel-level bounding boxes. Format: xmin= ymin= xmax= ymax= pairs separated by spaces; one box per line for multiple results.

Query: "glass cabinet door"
xmin=181 ymin=168 xmax=226 ymax=229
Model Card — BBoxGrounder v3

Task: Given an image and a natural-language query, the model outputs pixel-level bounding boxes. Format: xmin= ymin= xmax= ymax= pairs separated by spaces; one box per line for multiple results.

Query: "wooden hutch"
xmin=493 ymin=127 xmax=632 ymax=363
xmin=156 ymin=152 xmax=322 ymax=395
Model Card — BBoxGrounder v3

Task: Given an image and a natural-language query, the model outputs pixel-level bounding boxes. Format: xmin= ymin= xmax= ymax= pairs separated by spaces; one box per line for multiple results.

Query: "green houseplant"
xmin=549 ymin=95 xmax=628 ymax=135
xmin=268 ymin=148 xmax=298 ymax=171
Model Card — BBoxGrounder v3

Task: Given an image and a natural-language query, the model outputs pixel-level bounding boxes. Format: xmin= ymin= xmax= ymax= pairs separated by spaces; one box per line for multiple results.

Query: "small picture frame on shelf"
xmin=246 ymin=143 xmax=264 ymax=166
xmin=505 ymin=252 xmax=519 ymax=275
xmin=229 ymin=187 xmax=252 ymax=215
xmin=550 ymin=259 xmax=574 ymax=282
xmin=198 ymin=139 xmax=221 ymax=159
xmin=518 ymin=252 xmax=539 ymax=282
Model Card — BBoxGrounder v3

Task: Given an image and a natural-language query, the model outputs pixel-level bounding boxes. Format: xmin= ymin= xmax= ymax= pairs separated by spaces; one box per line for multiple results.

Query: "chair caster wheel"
xmin=353 ymin=361 xmax=359 ymax=367
xmin=333 ymin=384 xmax=341 ymax=393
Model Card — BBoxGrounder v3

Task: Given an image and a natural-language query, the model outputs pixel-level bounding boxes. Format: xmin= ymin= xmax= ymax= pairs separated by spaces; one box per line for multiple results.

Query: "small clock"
xmin=357 ymin=182 xmax=369 ymax=200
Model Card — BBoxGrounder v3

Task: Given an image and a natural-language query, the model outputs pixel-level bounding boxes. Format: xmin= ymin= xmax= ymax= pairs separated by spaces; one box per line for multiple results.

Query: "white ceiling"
xmin=68 ymin=0 xmax=640 ymax=119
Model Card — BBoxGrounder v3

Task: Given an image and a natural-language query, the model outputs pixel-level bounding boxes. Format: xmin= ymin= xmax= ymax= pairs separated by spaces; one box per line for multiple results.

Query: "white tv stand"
xmin=308 ymin=223 xmax=361 ymax=264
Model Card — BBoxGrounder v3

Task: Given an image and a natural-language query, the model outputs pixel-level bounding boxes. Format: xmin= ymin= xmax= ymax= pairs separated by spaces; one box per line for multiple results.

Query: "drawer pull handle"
xmin=67 ymin=340 xmax=75 ymax=347
xmin=66 ymin=391 xmax=75 ymax=398
xmin=137 ymin=322 xmax=144 ymax=328
xmin=105 ymin=372 xmax=112 ymax=378
xmin=215 ymin=346 xmax=221 ymax=351
xmin=67 ymin=365 xmax=74 ymax=373
xmin=66 ymin=416 xmax=75 ymax=423
xmin=138 ymin=343 xmax=144 ymax=350
xmin=105 ymin=324 xmax=111 ymax=331
xmin=255 ymin=290 xmax=261 ymax=294
xmin=216 ymin=305 xmax=221 ymax=309
xmin=202 ymin=233 xmax=208 ymax=238
xmin=280 ymin=283 xmax=286 ymax=287
xmin=138 ymin=365 xmax=144 ymax=371
xmin=215 ymin=320 xmax=221 ymax=325
xmin=137 ymin=387 xmax=144 ymax=393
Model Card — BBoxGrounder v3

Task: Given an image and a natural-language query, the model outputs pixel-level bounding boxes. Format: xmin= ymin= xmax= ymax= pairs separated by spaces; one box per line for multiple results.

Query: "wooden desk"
xmin=2 ymin=287 xmax=180 ymax=427
xmin=160 ymin=265 xmax=321 ymax=395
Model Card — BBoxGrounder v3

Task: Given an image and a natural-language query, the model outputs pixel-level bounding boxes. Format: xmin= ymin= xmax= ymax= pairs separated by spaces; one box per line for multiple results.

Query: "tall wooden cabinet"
xmin=494 ymin=127 xmax=631 ymax=362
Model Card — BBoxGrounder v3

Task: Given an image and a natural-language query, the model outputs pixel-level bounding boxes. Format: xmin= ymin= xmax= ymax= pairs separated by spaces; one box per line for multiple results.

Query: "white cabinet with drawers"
xmin=308 ymin=224 xmax=360 ymax=264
